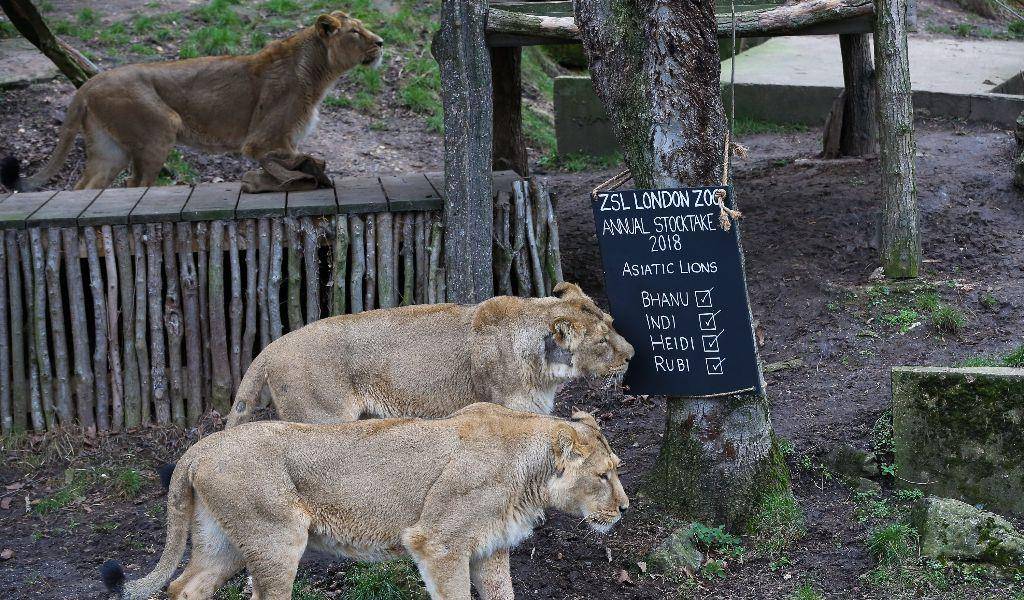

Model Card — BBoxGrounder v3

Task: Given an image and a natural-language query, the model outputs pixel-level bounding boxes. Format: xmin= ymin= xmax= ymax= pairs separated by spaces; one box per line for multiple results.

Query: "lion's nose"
xmin=620 ymin=504 xmax=629 ymax=514
xmin=375 ymin=39 xmax=384 ymax=47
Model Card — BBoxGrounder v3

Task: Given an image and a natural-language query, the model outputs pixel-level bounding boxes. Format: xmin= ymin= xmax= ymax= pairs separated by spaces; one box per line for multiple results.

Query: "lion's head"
xmin=543 ymin=282 xmax=634 ymax=381
xmin=547 ymin=411 xmax=629 ymax=533
xmin=315 ymin=11 xmax=384 ymax=71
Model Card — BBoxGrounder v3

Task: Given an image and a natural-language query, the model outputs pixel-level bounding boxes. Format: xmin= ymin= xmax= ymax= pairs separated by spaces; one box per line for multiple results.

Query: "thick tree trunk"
xmin=823 ymin=34 xmax=878 ymax=157
xmin=0 ymin=0 xmax=99 ymax=87
xmin=874 ymin=0 xmax=920 ymax=278
xmin=491 ymin=47 xmax=529 ymax=175
xmin=576 ymin=0 xmax=790 ymax=530
xmin=435 ymin=0 xmax=494 ymax=303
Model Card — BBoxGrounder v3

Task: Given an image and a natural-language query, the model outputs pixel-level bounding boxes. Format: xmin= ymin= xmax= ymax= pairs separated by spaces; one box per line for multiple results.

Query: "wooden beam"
xmin=491 ymin=47 xmax=529 ymax=176
xmin=486 ymin=0 xmax=875 ymax=46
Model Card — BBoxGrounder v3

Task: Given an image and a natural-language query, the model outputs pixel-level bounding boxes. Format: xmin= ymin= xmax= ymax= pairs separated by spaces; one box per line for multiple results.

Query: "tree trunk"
xmin=575 ymin=0 xmax=790 ymax=530
xmin=874 ymin=0 xmax=920 ymax=278
xmin=0 ymin=0 xmax=99 ymax=87
xmin=435 ymin=0 xmax=494 ymax=303
xmin=491 ymin=47 xmax=528 ymax=176
xmin=823 ymin=34 xmax=878 ymax=157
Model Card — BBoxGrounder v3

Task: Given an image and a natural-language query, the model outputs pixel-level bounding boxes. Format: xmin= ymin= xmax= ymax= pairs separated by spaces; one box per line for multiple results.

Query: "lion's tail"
xmin=225 ymin=350 xmax=270 ymax=428
xmin=100 ymin=457 xmax=195 ymax=599
xmin=5 ymin=94 xmax=87 ymax=192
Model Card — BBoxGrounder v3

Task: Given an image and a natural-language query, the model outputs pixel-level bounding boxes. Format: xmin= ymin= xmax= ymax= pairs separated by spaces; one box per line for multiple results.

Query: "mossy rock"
xmin=912 ymin=496 xmax=1024 ymax=567
xmin=647 ymin=523 xmax=704 ymax=575
xmin=892 ymin=367 xmax=1024 ymax=515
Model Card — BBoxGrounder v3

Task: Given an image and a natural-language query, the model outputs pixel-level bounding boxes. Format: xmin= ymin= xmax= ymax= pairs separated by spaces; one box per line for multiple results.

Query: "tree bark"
xmin=0 ymin=0 xmax=99 ymax=87
xmin=823 ymin=34 xmax=878 ymax=157
xmin=84 ymin=227 xmax=110 ymax=432
xmin=576 ymin=0 xmax=790 ymax=530
xmin=874 ymin=0 xmax=920 ymax=278
xmin=4 ymin=232 xmax=27 ymax=432
xmin=491 ymin=47 xmax=528 ymax=175
xmin=436 ymin=0 xmax=494 ymax=303
xmin=62 ymin=228 xmax=95 ymax=432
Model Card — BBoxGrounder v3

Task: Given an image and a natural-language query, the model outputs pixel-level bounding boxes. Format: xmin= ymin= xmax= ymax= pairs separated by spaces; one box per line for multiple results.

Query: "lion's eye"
xmin=599 ymin=472 xmax=609 ymax=481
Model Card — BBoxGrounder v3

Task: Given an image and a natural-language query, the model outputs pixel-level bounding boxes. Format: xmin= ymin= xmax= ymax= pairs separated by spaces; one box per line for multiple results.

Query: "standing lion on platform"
xmin=1 ymin=12 xmax=382 ymax=191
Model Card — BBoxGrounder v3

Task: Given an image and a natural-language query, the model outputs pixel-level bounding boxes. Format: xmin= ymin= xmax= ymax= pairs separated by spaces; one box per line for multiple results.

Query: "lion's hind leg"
xmin=470 ymin=548 xmax=514 ymax=600
xmin=235 ymin=518 xmax=310 ymax=600
xmin=75 ymin=122 xmax=128 ymax=190
xmin=167 ymin=502 xmax=244 ymax=600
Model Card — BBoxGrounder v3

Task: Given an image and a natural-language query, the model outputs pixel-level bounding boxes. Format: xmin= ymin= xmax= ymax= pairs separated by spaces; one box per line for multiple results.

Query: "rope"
xmin=591 ymin=1 xmax=745 ymax=234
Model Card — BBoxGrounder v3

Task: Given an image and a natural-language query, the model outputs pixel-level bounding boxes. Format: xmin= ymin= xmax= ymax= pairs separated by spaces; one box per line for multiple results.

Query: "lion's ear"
xmin=552 ymin=281 xmax=586 ymax=300
xmin=550 ymin=316 xmax=578 ymax=346
xmin=316 ymin=14 xmax=343 ymax=37
xmin=551 ymin=423 xmax=586 ymax=473
xmin=571 ymin=409 xmax=600 ymax=430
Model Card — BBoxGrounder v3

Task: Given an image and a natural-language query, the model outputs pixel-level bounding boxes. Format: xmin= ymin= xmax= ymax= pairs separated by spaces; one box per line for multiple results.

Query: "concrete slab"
xmin=0 ymin=38 xmax=60 ymax=89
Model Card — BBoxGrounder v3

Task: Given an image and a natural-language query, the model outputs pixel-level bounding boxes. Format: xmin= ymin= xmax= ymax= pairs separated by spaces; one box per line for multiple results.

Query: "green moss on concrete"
xmin=892 ymin=367 xmax=1024 ymax=515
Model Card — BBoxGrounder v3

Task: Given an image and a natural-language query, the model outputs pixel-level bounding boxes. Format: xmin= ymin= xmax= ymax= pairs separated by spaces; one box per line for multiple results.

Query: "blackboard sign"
xmin=591 ymin=186 xmax=762 ymax=397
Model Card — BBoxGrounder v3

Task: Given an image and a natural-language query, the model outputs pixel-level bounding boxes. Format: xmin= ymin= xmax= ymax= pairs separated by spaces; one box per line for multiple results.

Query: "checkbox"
xmin=698 ymin=311 xmax=719 ymax=331
xmin=695 ymin=288 xmax=714 ymax=308
xmin=702 ymin=332 xmax=723 ymax=353
xmin=705 ymin=357 xmax=725 ymax=375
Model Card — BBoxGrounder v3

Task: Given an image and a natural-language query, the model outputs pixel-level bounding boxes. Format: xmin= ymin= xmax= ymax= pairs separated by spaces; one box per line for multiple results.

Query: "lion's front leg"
xmin=471 ymin=548 xmax=514 ymax=600
xmin=413 ymin=553 xmax=471 ymax=600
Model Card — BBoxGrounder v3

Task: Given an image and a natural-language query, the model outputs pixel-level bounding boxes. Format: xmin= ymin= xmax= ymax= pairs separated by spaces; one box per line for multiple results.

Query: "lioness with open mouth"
xmin=226 ymin=281 xmax=634 ymax=427
xmin=100 ymin=403 xmax=628 ymax=600
xmin=2 ymin=11 xmax=382 ymax=191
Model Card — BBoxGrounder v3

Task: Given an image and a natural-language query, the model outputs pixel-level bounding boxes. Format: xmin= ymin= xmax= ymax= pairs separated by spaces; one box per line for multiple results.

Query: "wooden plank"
xmin=424 ymin=171 xmax=520 ymax=198
xmin=130 ymin=185 xmax=192 ymax=224
xmin=493 ymin=0 xmax=783 ymax=17
xmin=181 ymin=182 xmax=239 ymax=222
xmin=25 ymin=189 xmax=100 ymax=228
xmin=333 ymin=175 xmax=388 ymax=214
xmin=379 ymin=174 xmax=442 ymax=212
xmin=0 ymin=191 xmax=58 ymax=229
xmin=236 ymin=190 xmax=286 ymax=219
xmin=286 ymin=186 xmax=337 ymax=217
xmin=79 ymin=187 xmax=146 ymax=226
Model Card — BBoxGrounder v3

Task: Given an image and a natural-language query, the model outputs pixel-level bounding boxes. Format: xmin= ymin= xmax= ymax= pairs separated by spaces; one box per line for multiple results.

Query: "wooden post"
xmin=491 ymin=47 xmax=528 ymax=176
xmin=115 ymin=226 xmax=141 ymax=428
xmin=493 ymin=192 xmax=513 ymax=296
xmin=145 ymin=224 xmax=169 ymax=425
xmin=3 ymin=232 xmax=26 ymax=432
xmin=63 ymin=228 xmax=96 ymax=432
xmin=101 ymin=226 xmax=124 ymax=431
xmin=302 ymin=217 xmax=321 ymax=323
xmin=21 ymin=231 xmax=44 ymax=430
xmin=436 ymin=0 xmax=494 ymax=303
xmin=376 ymin=212 xmax=395 ymax=308
xmin=257 ymin=219 xmax=271 ymax=349
xmin=44 ymin=228 xmax=72 ymax=427
xmin=873 ymin=0 xmax=919 ymax=278
xmin=162 ymin=223 xmax=185 ymax=426
xmin=0 ymin=0 xmax=99 ymax=87
xmin=0 ymin=238 xmax=9 ymax=434
xmin=285 ymin=217 xmax=303 ymax=332
xmin=207 ymin=220 xmax=232 ymax=415
xmin=268 ymin=218 xmax=284 ymax=340
xmin=177 ymin=222 xmax=203 ymax=425
xmin=414 ymin=214 xmax=427 ymax=304
xmin=364 ymin=213 xmax=377 ymax=310
xmin=228 ymin=221 xmax=243 ymax=390
xmin=349 ymin=215 xmax=365 ymax=314
xmin=132 ymin=225 xmax=151 ymax=425
xmin=84 ymin=227 xmax=110 ymax=432
xmin=242 ymin=220 xmax=258 ymax=374
xmin=401 ymin=214 xmax=414 ymax=305
xmin=195 ymin=222 xmax=211 ymax=405
xmin=510 ymin=183 xmax=532 ymax=297
xmin=330 ymin=214 xmax=349 ymax=316
xmin=538 ymin=181 xmax=564 ymax=285
xmin=427 ymin=216 xmax=444 ymax=304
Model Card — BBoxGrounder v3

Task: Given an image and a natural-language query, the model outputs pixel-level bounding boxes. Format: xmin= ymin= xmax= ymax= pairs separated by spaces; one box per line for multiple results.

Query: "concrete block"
xmin=892 ymin=366 xmax=1024 ymax=515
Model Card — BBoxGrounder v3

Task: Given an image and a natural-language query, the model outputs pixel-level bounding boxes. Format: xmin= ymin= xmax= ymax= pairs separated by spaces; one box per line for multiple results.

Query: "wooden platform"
xmin=0 ymin=171 xmax=522 ymax=230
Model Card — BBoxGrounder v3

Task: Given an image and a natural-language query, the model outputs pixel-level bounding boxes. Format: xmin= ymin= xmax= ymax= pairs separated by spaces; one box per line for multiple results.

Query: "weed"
xmin=158 ymin=149 xmax=198 ymax=186
xmin=0 ymin=20 xmax=16 ymax=39
xmin=930 ymin=305 xmax=966 ymax=335
xmin=369 ymin=119 xmax=389 ymax=132
xmin=881 ymin=308 xmax=920 ymax=333
xmin=98 ymin=22 xmax=130 ymax=46
xmin=115 ymin=469 xmax=144 ymax=498
xmin=250 ymin=30 xmax=270 ymax=51
xmin=954 ymin=23 xmax=973 ymax=37
xmin=344 ymin=560 xmax=428 ymax=600
xmin=960 ymin=356 xmax=1000 ymax=368
xmin=789 ymin=583 xmax=824 ymax=600
xmin=748 ymin=490 xmax=805 ymax=558
xmin=776 ymin=437 xmax=795 ymax=457
xmin=1011 ymin=20 xmax=1024 ymax=37
xmin=1003 ymin=344 xmax=1024 ymax=367
xmin=77 ymin=7 xmax=100 ymax=26
xmin=92 ymin=521 xmax=119 ymax=534
xmin=324 ymin=95 xmax=352 ymax=108
xmin=34 ymin=485 xmax=82 ymax=516
xmin=913 ymin=291 xmax=939 ymax=312
xmin=691 ymin=523 xmax=744 ymax=560
xmin=980 ymin=292 xmax=999 ymax=309
xmin=399 ymin=81 xmax=439 ymax=114
xmin=853 ymin=490 xmax=893 ymax=523
xmin=130 ymin=43 xmax=158 ymax=56
xmin=701 ymin=559 xmax=727 ymax=579
xmin=182 ymin=25 xmax=243 ymax=57
xmin=867 ymin=522 xmax=918 ymax=567
xmin=263 ymin=0 xmax=301 ymax=15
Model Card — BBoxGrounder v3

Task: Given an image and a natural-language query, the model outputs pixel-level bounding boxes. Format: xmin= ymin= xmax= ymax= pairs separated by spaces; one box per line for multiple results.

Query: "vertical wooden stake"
xmin=132 ymin=225 xmax=152 ymax=425
xmin=4 ymin=232 xmax=27 ymax=432
xmin=145 ymin=224 xmax=169 ymax=424
xmin=257 ymin=219 xmax=271 ymax=349
xmin=207 ymin=220 xmax=232 ymax=415
xmin=195 ymin=222 xmax=211 ymax=405
xmin=348 ymin=215 xmax=365 ymax=314
xmin=874 ymin=0 xmax=920 ymax=278
xmin=177 ymin=222 xmax=203 ymax=425
xmin=414 ymin=213 xmax=427 ymax=304
xmin=21 ymin=231 xmax=44 ymax=431
xmin=162 ymin=223 xmax=185 ymax=426
xmin=228 ymin=221 xmax=243 ymax=391
xmin=0 ymin=238 xmax=9 ymax=434
xmin=114 ymin=226 xmax=141 ymax=428
xmin=268 ymin=218 xmax=284 ymax=341
xmin=401 ymin=214 xmax=414 ymax=305
xmin=84 ymin=228 xmax=111 ymax=432
xmin=330 ymin=214 xmax=349 ymax=316
xmin=242 ymin=220 xmax=258 ymax=374
xmin=285 ymin=217 xmax=303 ymax=332
xmin=376 ymin=212 xmax=395 ymax=308
xmin=364 ymin=213 xmax=377 ymax=310
xmin=427 ymin=216 xmax=443 ymax=304
xmin=510 ymin=182 xmax=532 ymax=297
xmin=493 ymin=192 xmax=513 ymax=296
xmin=302 ymin=217 xmax=321 ymax=323
xmin=101 ymin=226 xmax=124 ymax=431
xmin=63 ymin=228 xmax=96 ymax=432
xmin=45 ymin=228 xmax=73 ymax=427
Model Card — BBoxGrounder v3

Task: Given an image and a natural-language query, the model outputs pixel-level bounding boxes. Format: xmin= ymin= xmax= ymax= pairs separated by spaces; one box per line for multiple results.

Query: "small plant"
xmin=867 ymin=522 xmax=918 ymax=567
xmin=345 ymin=560 xmax=428 ymax=600
xmin=158 ymin=149 xmax=198 ymax=185
xmin=77 ymin=7 xmax=100 ymax=26
xmin=92 ymin=521 xmax=119 ymax=534
xmin=913 ymin=291 xmax=939 ymax=312
xmin=930 ymin=305 xmax=966 ymax=335
xmin=691 ymin=523 xmax=744 ymax=560
xmin=34 ymin=486 xmax=82 ymax=516
xmin=1003 ymin=344 xmax=1024 ymax=368
xmin=701 ymin=558 xmax=727 ymax=579
xmin=748 ymin=490 xmax=805 ymax=558
xmin=881 ymin=308 xmax=919 ymax=333
xmin=980 ymin=292 xmax=999 ymax=309
xmin=115 ymin=469 xmax=144 ymax=498
xmin=1010 ymin=20 xmax=1024 ymax=38
xmin=789 ymin=583 xmax=824 ymax=600
xmin=263 ymin=0 xmax=301 ymax=15
xmin=292 ymin=577 xmax=329 ymax=600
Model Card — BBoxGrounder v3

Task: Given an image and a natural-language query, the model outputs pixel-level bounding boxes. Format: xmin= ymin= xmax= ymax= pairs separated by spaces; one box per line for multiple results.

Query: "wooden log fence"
xmin=0 ymin=171 xmax=558 ymax=432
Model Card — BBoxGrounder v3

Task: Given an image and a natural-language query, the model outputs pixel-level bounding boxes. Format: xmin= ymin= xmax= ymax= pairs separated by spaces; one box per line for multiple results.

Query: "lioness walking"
xmin=2 ymin=12 xmax=382 ymax=191
xmin=100 ymin=403 xmax=629 ymax=600
xmin=225 ymin=282 xmax=634 ymax=427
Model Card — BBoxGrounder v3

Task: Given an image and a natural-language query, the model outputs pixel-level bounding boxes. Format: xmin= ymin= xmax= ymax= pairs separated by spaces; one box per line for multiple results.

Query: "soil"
xmin=3 ymin=1 xmax=1024 ymax=599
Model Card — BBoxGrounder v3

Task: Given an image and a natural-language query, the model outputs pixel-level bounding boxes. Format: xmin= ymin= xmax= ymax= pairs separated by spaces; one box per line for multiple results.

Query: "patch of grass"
xmin=291 ymin=577 xmax=329 ymax=600
xmin=129 ymin=43 xmax=159 ymax=56
xmin=1010 ymin=20 xmax=1024 ymax=38
xmin=1003 ymin=344 xmax=1024 ymax=367
xmin=181 ymin=25 xmax=243 ymax=58
xmin=399 ymin=80 xmax=439 ymax=114
xmin=960 ymin=356 xmax=1000 ymax=368
xmin=913 ymin=291 xmax=939 ymax=312
xmin=524 ymin=106 xmax=556 ymax=153
xmin=114 ymin=468 xmax=144 ymax=498
xmin=92 ymin=521 xmax=119 ymax=534
xmin=157 ymin=149 xmax=198 ymax=186
xmin=733 ymin=117 xmax=808 ymax=136
xmin=77 ymin=7 xmax=100 ymax=27
xmin=98 ymin=21 xmax=130 ymax=47
xmin=0 ymin=20 xmax=16 ymax=39
xmin=748 ymin=490 xmax=805 ymax=558
xmin=691 ymin=523 xmax=744 ymax=561
xmin=263 ymin=0 xmax=301 ymax=15
xmin=930 ymin=305 xmax=966 ymax=335
xmin=867 ymin=522 xmax=918 ymax=568
xmin=33 ymin=486 xmax=83 ymax=516
xmin=881 ymin=308 xmax=920 ymax=333
xmin=538 ymin=151 xmax=622 ymax=172
xmin=344 ymin=560 xmax=428 ymax=600
xmin=789 ymin=583 xmax=824 ymax=600
xmin=958 ymin=344 xmax=1024 ymax=368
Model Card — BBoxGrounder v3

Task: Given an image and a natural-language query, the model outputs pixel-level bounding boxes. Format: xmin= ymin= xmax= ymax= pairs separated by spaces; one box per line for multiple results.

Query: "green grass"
xmin=263 ymin=0 xmax=301 ymax=15
xmin=157 ymin=149 xmax=198 ymax=186
xmin=524 ymin=106 xmax=556 ymax=153
xmin=33 ymin=486 xmax=83 ymax=516
xmin=344 ymin=561 xmax=428 ymax=600
xmin=0 ymin=20 xmax=16 ymax=39
xmin=181 ymin=25 xmax=243 ymax=58
xmin=733 ymin=117 xmax=808 ymax=136
xmin=881 ymin=308 xmax=920 ymax=333
xmin=789 ymin=583 xmax=824 ymax=600
xmin=962 ymin=344 xmax=1024 ymax=368
xmin=930 ymin=305 xmax=966 ymax=335
xmin=691 ymin=522 xmax=744 ymax=561
xmin=114 ymin=469 xmax=144 ymax=498
xmin=77 ymin=7 xmax=100 ymax=27
xmin=537 ymin=151 xmax=622 ymax=172
xmin=748 ymin=490 xmax=805 ymax=558
xmin=868 ymin=522 xmax=918 ymax=568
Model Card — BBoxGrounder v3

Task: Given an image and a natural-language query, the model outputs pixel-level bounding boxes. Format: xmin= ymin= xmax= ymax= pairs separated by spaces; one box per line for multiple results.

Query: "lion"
xmin=100 ymin=403 xmax=629 ymax=600
xmin=1 ymin=12 xmax=382 ymax=191
xmin=225 ymin=281 xmax=634 ymax=427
